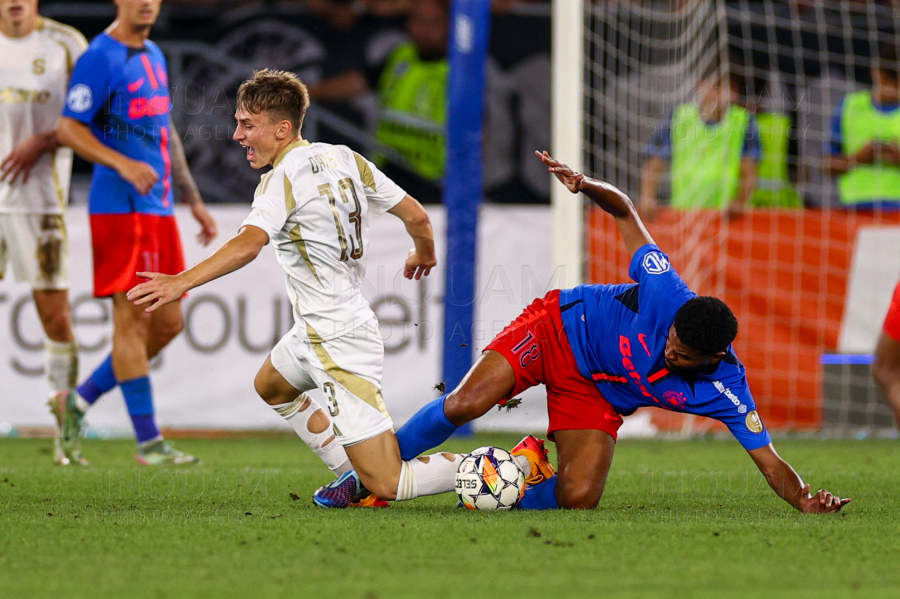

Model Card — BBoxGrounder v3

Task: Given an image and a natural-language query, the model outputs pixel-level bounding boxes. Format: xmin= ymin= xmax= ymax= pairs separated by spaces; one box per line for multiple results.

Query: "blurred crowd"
xmin=45 ymin=0 xmax=552 ymax=205
xmin=639 ymin=42 xmax=900 ymax=217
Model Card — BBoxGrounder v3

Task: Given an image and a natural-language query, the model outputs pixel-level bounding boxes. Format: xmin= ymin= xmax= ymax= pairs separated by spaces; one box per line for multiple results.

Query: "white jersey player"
xmin=0 ymin=0 xmax=87 ymax=464
xmin=127 ymin=69 xmax=465 ymax=507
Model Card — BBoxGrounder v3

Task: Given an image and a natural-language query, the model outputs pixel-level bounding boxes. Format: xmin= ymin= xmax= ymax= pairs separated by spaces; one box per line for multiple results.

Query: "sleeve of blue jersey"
xmin=644 ymin=115 xmax=673 ymax=160
xmin=722 ymin=414 xmax=772 ymax=451
xmin=62 ymin=46 xmax=112 ymax=124
xmin=628 ymin=245 xmax=691 ymax=299
xmin=824 ymin=97 xmax=846 ymax=156
xmin=707 ymin=378 xmax=773 ymax=451
xmin=742 ymin=115 xmax=761 ymax=161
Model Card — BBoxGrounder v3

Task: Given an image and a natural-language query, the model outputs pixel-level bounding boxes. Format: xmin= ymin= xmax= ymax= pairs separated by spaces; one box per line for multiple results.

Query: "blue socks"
xmin=121 ymin=377 xmax=160 ymax=444
xmin=518 ymin=477 xmax=559 ymax=510
xmin=76 ymin=355 xmax=117 ymax=405
xmin=396 ymin=395 xmax=459 ymax=460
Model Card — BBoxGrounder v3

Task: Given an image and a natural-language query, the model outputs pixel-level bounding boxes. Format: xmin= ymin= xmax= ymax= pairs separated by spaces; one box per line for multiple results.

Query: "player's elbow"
xmin=57 ymin=118 xmax=78 ymax=148
xmin=404 ymin=206 xmax=431 ymax=235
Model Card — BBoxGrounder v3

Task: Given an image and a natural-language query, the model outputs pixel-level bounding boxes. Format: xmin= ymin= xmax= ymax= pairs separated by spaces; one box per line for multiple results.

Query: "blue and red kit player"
xmin=391 ymin=150 xmax=850 ymax=514
xmin=54 ymin=0 xmax=216 ymax=465
xmin=874 ymin=279 xmax=900 ymax=427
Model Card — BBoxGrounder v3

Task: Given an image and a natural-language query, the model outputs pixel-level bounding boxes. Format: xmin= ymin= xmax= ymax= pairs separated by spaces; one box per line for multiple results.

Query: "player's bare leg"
xmin=107 ymin=294 xmax=197 ymax=464
xmin=145 ymin=299 xmax=184 ymax=360
xmin=393 ymin=350 xmax=516 ymax=462
xmin=111 ymin=293 xmax=153 ymax=380
xmin=873 ymin=332 xmax=900 ymax=427
xmin=254 ymin=356 xmax=351 ymax=476
xmin=443 ymin=351 xmax=516 ymax=424
xmin=315 ymin=429 xmax=462 ymax=506
xmin=33 ymin=289 xmax=75 ymax=344
xmin=36 ymin=289 xmax=79 ymax=465
xmin=552 ymin=429 xmax=616 ymax=509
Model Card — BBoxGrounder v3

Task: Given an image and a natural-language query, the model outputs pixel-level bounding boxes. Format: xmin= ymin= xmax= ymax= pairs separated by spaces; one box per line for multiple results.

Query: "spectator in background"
xmin=826 ymin=42 xmax=900 ymax=210
xmin=308 ymin=0 xmax=448 ymax=203
xmin=638 ymin=56 xmax=759 ymax=220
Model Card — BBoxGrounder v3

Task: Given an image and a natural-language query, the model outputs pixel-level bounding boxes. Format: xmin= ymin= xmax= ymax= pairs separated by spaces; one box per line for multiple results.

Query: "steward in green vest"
xmin=752 ymin=112 xmax=802 ymax=208
xmin=827 ymin=43 xmax=900 ymax=207
xmin=669 ymin=103 xmax=752 ymax=209
xmin=639 ymin=63 xmax=759 ymax=219
xmin=375 ymin=42 xmax=447 ymax=182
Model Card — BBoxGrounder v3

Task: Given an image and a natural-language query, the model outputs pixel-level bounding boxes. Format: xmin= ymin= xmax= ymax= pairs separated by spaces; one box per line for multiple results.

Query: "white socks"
xmin=45 ymin=338 xmax=78 ymax=393
xmin=271 ymin=394 xmax=351 ymax=475
xmin=395 ymin=452 xmax=462 ymax=501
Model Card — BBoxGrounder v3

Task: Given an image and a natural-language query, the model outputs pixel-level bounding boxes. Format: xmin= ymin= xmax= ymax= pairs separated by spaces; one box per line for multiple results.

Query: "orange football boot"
xmin=511 ymin=435 xmax=556 ymax=486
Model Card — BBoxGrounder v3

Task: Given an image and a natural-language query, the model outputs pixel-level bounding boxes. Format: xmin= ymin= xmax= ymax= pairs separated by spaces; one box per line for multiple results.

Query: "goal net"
xmin=575 ymin=0 xmax=900 ymax=436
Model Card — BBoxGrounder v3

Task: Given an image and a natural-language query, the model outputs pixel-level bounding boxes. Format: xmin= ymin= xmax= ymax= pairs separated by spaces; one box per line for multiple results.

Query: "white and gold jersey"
xmin=242 ymin=140 xmax=407 ymax=340
xmin=0 ymin=17 xmax=87 ymax=214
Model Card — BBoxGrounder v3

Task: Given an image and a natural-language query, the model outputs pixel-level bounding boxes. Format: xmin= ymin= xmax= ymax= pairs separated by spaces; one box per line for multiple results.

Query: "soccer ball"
xmin=455 ymin=446 xmax=525 ymax=510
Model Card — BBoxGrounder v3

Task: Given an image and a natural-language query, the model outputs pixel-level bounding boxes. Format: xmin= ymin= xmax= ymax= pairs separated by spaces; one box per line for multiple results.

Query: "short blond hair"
xmin=236 ymin=69 xmax=310 ymax=134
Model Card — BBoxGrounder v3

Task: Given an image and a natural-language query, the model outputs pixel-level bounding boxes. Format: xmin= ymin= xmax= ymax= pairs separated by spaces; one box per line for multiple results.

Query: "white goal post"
xmin=551 ymin=0 xmax=585 ymax=288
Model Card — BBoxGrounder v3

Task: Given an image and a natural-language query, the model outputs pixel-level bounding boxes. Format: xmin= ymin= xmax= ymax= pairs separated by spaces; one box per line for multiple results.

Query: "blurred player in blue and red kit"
xmin=54 ymin=0 xmax=217 ymax=465
xmin=393 ymin=151 xmax=850 ymax=514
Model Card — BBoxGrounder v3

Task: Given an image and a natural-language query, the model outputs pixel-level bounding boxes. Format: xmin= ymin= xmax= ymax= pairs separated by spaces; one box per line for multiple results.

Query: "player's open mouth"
xmin=246 ymin=146 xmax=256 ymax=161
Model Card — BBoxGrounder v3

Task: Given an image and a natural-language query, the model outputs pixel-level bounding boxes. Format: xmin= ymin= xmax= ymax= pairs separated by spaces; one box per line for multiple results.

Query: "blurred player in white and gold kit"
xmin=0 ymin=0 xmax=87 ymax=464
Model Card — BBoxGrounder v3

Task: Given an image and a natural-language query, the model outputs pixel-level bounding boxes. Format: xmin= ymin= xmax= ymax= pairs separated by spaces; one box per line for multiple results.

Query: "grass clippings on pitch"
xmin=1 ymin=435 xmax=898 ymax=599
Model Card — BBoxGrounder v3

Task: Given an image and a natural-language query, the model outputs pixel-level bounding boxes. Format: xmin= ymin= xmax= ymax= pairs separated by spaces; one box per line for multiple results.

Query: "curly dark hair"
xmin=674 ymin=296 xmax=738 ymax=356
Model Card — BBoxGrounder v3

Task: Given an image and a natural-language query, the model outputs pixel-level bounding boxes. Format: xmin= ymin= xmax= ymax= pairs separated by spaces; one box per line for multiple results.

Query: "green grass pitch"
xmin=1 ymin=434 xmax=899 ymax=599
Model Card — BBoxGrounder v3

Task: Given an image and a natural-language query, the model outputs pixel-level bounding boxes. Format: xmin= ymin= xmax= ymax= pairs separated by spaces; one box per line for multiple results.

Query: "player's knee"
xmin=444 ymin=387 xmax=490 ymax=425
xmin=253 ymin=372 xmax=277 ymax=403
xmin=556 ymin=481 xmax=603 ymax=510
xmin=41 ymin=309 xmax=73 ymax=341
xmin=155 ymin=317 xmax=184 ymax=345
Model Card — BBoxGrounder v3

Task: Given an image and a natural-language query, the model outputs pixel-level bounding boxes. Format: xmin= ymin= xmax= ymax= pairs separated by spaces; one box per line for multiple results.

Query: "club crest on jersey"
xmin=745 ymin=410 xmax=764 ymax=433
xmin=663 ymin=390 xmax=686 ymax=409
xmin=642 ymin=251 xmax=670 ymax=274
xmin=66 ymin=84 xmax=92 ymax=113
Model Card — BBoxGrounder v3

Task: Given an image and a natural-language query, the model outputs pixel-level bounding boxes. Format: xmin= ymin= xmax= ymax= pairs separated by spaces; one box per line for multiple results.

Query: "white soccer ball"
xmin=455 ymin=446 xmax=525 ymax=511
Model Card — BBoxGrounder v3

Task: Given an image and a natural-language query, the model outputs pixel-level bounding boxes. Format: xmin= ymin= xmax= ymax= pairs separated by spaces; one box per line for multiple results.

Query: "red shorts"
xmin=884 ymin=280 xmax=900 ymax=342
xmin=90 ymin=213 xmax=186 ymax=298
xmin=484 ymin=290 xmax=624 ymax=441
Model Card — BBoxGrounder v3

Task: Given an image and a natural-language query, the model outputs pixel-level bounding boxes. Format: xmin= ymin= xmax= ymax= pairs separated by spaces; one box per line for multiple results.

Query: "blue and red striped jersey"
xmin=559 ymin=244 xmax=772 ymax=451
xmin=63 ymin=33 xmax=174 ymax=215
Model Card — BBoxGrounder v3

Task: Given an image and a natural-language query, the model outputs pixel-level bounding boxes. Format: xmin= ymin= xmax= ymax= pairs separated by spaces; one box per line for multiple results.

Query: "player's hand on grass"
xmin=0 ymin=134 xmax=47 ymax=185
xmin=127 ymin=272 xmax=187 ymax=312
xmin=535 ymin=150 xmax=585 ymax=194
xmin=190 ymin=201 xmax=218 ymax=246
xmin=118 ymin=158 xmax=159 ymax=195
xmin=404 ymin=248 xmax=435 ymax=280
xmin=799 ymin=484 xmax=851 ymax=514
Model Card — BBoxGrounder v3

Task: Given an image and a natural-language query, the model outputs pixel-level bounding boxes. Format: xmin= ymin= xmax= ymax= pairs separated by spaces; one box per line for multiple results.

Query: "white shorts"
xmin=0 ymin=213 xmax=69 ymax=290
xmin=270 ymin=317 xmax=393 ymax=446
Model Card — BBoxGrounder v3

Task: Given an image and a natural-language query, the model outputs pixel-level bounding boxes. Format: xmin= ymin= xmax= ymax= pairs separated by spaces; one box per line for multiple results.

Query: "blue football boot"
xmin=312 ymin=470 xmax=363 ymax=508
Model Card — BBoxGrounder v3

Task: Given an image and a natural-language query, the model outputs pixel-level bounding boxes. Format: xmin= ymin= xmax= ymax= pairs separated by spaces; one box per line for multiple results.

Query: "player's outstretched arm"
xmin=535 ymin=150 xmax=655 ymax=258
xmin=747 ymin=443 xmax=850 ymax=514
xmin=387 ymin=195 xmax=436 ymax=280
xmin=126 ymin=225 xmax=269 ymax=312
xmin=58 ymin=117 xmax=158 ymax=195
xmin=168 ymin=117 xmax=217 ymax=246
